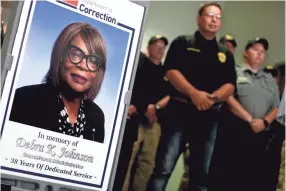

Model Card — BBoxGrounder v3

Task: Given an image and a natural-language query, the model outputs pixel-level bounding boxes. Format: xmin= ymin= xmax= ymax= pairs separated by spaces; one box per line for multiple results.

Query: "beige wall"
xmin=1 ymin=1 xmax=11 ymax=33
xmin=220 ymin=1 xmax=285 ymax=66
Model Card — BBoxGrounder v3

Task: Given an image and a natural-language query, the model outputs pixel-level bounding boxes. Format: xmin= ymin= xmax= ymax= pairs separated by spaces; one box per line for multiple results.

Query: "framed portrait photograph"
xmin=0 ymin=0 xmax=146 ymax=190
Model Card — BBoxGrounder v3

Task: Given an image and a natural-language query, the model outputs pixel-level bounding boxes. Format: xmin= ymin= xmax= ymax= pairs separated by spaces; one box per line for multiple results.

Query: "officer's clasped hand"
xmin=190 ymin=89 xmax=215 ymax=111
xmin=250 ymin=119 xmax=265 ymax=133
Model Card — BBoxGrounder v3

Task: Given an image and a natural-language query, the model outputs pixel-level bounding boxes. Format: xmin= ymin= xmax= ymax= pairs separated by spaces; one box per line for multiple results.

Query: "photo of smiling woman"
xmin=9 ymin=22 xmax=106 ymax=143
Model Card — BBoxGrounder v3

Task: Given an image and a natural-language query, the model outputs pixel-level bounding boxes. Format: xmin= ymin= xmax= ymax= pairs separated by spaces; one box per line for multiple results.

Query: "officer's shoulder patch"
xmin=184 ymin=35 xmax=196 ymax=43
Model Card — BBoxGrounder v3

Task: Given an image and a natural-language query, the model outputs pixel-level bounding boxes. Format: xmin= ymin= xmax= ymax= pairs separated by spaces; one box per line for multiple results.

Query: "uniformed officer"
xmin=114 ymin=35 xmax=170 ymax=191
xmin=276 ymin=91 xmax=285 ymax=191
xmin=265 ymin=63 xmax=285 ymax=191
xmin=260 ymin=63 xmax=286 ymax=191
xmin=178 ymin=33 xmax=239 ymax=191
xmin=219 ymin=34 xmax=237 ymax=55
xmin=224 ymin=37 xmax=280 ymax=191
xmin=130 ymin=36 xmax=171 ymax=191
xmin=147 ymin=2 xmax=236 ymax=191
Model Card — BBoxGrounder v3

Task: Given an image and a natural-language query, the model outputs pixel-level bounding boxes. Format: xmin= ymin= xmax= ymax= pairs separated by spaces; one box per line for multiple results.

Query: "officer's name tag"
xmin=187 ymin=48 xmax=201 ymax=52
xmin=237 ymin=76 xmax=249 ymax=84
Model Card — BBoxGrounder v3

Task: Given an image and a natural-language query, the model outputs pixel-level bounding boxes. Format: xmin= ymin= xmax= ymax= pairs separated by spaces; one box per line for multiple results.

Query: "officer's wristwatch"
xmin=155 ymin=103 xmax=161 ymax=110
xmin=211 ymin=94 xmax=219 ymax=103
xmin=263 ymin=118 xmax=270 ymax=128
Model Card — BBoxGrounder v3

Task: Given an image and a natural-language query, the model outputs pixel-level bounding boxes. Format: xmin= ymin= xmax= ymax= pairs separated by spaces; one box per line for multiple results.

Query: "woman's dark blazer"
xmin=9 ymin=83 xmax=105 ymax=143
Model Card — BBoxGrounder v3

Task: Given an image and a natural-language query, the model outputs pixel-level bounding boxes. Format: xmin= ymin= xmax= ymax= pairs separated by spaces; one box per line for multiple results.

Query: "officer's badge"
xmin=163 ymin=76 xmax=168 ymax=81
xmin=218 ymin=52 xmax=226 ymax=63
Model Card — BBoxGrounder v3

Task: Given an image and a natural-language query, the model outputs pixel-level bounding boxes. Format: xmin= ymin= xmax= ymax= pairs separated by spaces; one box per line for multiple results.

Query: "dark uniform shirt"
xmin=131 ymin=52 xmax=168 ymax=119
xmin=164 ymin=31 xmax=237 ymax=102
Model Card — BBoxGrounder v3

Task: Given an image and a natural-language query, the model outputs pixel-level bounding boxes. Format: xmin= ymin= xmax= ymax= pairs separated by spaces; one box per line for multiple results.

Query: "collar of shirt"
xmin=194 ymin=30 xmax=217 ymax=48
xmin=144 ymin=56 xmax=163 ymax=67
xmin=241 ymin=64 xmax=267 ymax=78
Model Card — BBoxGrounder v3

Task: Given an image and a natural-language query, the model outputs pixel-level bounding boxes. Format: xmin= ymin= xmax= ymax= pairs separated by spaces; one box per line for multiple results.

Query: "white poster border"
xmin=0 ymin=0 xmax=146 ymax=190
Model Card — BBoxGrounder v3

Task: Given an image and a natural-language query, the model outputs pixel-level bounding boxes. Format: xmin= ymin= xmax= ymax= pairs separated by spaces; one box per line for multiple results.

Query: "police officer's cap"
xmin=219 ymin=34 xmax=237 ymax=48
xmin=263 ymin=65 xmax=278 ymax=77
xmin=148 ymin=35 xmax=168 ymax=46
xmin=245 ymin=37 xmax=269 ymax=51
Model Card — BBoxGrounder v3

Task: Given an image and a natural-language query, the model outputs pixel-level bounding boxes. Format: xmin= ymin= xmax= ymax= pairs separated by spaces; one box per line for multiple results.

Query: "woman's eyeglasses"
xmin=66 ymin=44 xmax=104 ymax=72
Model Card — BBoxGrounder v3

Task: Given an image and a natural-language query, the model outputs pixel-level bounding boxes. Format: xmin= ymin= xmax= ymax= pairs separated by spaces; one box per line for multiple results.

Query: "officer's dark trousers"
xmin=113 ymin=117 xmax=140 ymax=191
xmin=147 ymin=99 xmax=220 ymax=191
xmin=218 ymin=113 xmax=270 ymax=191
xmin=264 ymin=120 xmax=285 ymax=191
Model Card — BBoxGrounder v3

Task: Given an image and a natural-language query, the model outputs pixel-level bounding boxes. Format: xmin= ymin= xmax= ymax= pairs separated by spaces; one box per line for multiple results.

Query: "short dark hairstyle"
xmin=198 ymin=2 xmax=222 ymax=16
xmin=44 ymin=22 xmax=107 ymax=101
